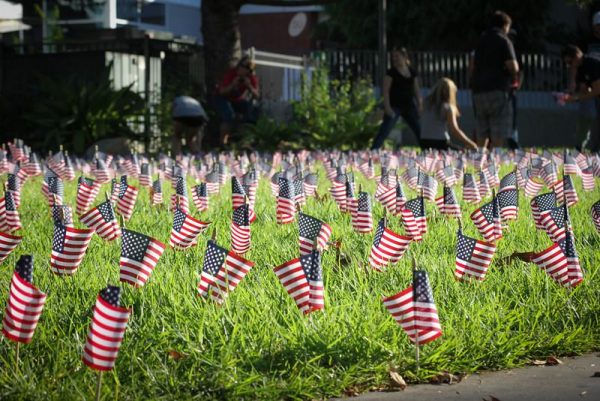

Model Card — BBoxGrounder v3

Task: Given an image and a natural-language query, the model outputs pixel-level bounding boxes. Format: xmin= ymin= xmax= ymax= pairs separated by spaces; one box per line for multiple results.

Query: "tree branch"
xmin=243 ymin=0 xmax=339 ymax=6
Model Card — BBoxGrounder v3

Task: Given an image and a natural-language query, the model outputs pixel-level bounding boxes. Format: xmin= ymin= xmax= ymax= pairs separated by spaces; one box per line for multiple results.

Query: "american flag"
xmin=294 ymin=176 xmax=306 ymax=206
xmin=169 ymin=208 xmax=210 ymax=249
xmin=478 ymin=170 xmax=491 ymax=199
xmin=116 ymin=179 xmax=139 ymax=221
xmin=455 ymin=230 xmax=497 ymax=281
xmin=470 ymin=197 xmax=502 ymax=242
xmin=530 ymin=243 xmax=569 ymax=286
xmin=80 ymin=200 xmax=121 ymax=241
xmin=382 ymin=270 xmax=442 ymax=345
xmin=298 ymin=213 xmax=332 ymax=255
xmin=62 ymin=154 xmax=75 ymax=181
xmin=47 ymin=152 xmax=66 ymax=178
xmin=559 ymin=228 xmax=583 ymax=287
xmin=42 ymin=176 xmax=64 ymax=206
xmin=436 ymin=186 xmax=461 ymax=217
xmin=345 ymin=180 xmax=357 ymax=215
xmin=359 ymin=158 xmax=375 ymax=179
xmin=8 ymin=139 xmax=26 ymax=161
xmin=462 ymin=173 xmax=481 ymax=204
xmin=352 ymin=191 xmax=373 ymax=233
xmin=484 ymin=160 xmax=500 ymax=187
xmin=0 ymin=192 xmax=21 ymax=232
xmin=2 ymin=255 xmax=47 ymax=344
xmin=50 ymin=223 xmax=94 ymax=275
xmin=76 ymin=177 xmax=100 ymax=215
xmin=7 ymin=174 xmax=21 ymax=208
xmin=93 ymin=158 xmax=111 ymax=183
xmin=197 ymin=240 xmax=255 ymax=304
xmin=541 ymin=162 xmax=558 ymax=187
xmin=0 ymin=231 xmax=22 ymax=264
xmin=232 ymin=176 xmax=247 ymax=210
xmin=369 ymin=218 xmax=411 ymax=271
xmin=436 ymin=164 xmax=457 ymax=187
xmin=581 ymin=167 xmax=595 ymax=192
xmin=417 ymin=172 xmax=438 ymax=201
xmin=82 ymin=286 xmax=131 ymax=371
xmin=193 ymin=183 xmax=209 ymax=212
xmin=563 ymin=152 xmax=580 ymax=175
xmin=243 ymin=170 xmax=258 ymax=207
xmin=277 ymin=177 xmax=296 ymax=224
xmin=401 ymin=197 xmax=427 ymax=241
xmin=554 ymin=175 xmax=578 ymax=207
xmin=119 ymin=228 xmax=166 ymax=287
xmin=270 ymin=172 xmax=282 ymax=197
xmin=52 ymin=204 xmax=73 ymax=227
xmin=454 ymin=158 xmax=465 ymax=182
xmin=499 ymin=171 xmax=517 ymax=191
xmin=497 ymin=188 xmax=519 ymax=221
xmin=375 ymin=181 xmax=395 ymax=212
xmin=520 ymin=168 xmax=543 ymax=197
xmin=170 ymin=176 xmax=189 ymax=214
xmin=218 ymin=161 xmax=229 ymax=185
xmin=231 ymin=204 xmax=251 ymax=255
xmin=205 ymin=169 xmax=220 ymax=194
xmin=303 ymin=173 xmax=318 ymax=197
xmin=274 ymin=250 xmax=324 ymax=314
xmin=139 ymin=163 xmax=152 ymax=187
xmin=151 ymin=179 xmax=163 ymax=205
xmin=531 ymin=192 xmax=556 ymax=230
xmin=591 ymin=200 xmax=600 ymax=234
xmin=539 ymin=204 xmax=567 ymax=243
xmin=23 ymin=152 xmax=42 ymax=176
xmin=330 ymin=175 xmax=347 ymax=212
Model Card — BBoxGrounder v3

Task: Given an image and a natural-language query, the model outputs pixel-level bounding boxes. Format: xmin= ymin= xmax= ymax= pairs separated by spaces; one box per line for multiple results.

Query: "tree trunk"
xmin=201 ymin=0 xmax=244 ymax=95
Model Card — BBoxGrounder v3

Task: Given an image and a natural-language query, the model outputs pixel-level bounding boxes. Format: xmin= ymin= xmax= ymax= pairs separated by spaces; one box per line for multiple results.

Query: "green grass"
xmin=0 ymin=163 xmax=599 ymax=401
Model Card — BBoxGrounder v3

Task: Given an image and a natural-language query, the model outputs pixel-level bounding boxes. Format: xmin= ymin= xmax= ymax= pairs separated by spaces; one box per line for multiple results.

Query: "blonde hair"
xmin=425 ymin=77 xmax=459 ymax=119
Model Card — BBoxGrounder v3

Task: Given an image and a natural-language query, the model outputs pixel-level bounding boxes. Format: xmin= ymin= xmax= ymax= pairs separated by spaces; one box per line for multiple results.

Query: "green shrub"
xmin=291 ymin=67 xmax=379 ymax=150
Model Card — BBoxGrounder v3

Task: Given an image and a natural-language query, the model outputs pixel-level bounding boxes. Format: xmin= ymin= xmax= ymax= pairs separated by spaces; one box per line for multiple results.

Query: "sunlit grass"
xmin=0 ymin=163 xmax=599 ymax=400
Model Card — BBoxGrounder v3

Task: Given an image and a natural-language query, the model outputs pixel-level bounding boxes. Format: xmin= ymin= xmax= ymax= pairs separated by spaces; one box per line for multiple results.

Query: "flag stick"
xmin=95 ymin=371 xmax=103 ymax=401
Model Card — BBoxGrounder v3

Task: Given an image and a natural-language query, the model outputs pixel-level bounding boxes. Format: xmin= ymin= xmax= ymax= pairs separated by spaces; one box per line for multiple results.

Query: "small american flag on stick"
xmin=169 ymin=208 xmax=210 ymax=250
xmin=192 ymin=183 xmax=209 ymax=212
xmin=231 ymin=204 xmax=251 ymax=255
xmin=120 ymin=229 xmax=166 ymax=287
xmin=352 ymin=192 xmax=373 ymax=233
xmin=401 ymin=197 xmax=427 ymax=241
xmin=369 ymin=218 xmax=411 ymax=271
xmin=0 ymin=231 xmax=22 ymax=264
xmin=298 ymin=213 xmax=332 ymax=256
xmin=50 ymin=223 xmax=94 ymax=275
xmin=591 ymin=200 xmax=600 ymax=234
xmin=455 ymin=230 xmax=496 ymax=281
xmin=80 ymin=200 xmax=121 ymax=241
xmin=76 ymin=177 xmax=100 ymax=215
xmin=2 ymin=255 xmax=47 ymax=344
xmin=82 ymin=286 xmax=131 ymax=371
xmin=274 ymin=250 xmax=324 ymax=314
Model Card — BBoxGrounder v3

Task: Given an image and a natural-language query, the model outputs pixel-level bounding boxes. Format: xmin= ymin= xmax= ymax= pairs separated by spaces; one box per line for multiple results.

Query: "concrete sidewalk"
xmin=332 ymin=353 xmax=600 ymax=401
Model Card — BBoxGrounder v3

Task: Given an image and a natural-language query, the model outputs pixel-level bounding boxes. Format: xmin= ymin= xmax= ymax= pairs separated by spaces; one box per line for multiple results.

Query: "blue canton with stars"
xmin=233 ymin=205 xmax=250 ymax=226
xmin=202 ymin=241 xmax=228 ymax=276
xmin=15 ymin=255 xmax=34 ymax=283
xmin=121 ymin=228 xmax=151 ymax=262
xmin=299 ymin=213 xmax=323 ymax=240
xmin=358 ymin=192 xmax=371 ymax=212
xmin=413 ymin=270 xmax=435 ymax=304
xmin=100 ymin=286 xmax=122 ymax=307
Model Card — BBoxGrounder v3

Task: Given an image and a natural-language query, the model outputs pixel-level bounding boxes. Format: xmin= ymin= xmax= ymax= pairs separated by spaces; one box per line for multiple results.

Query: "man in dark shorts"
xmin=470 ymin=10 xmax=519 ymax=148
xmin=562 ymin=44 xmax=600 ymax=151
xmin=172 ymin=96 xmax=208 ymax=155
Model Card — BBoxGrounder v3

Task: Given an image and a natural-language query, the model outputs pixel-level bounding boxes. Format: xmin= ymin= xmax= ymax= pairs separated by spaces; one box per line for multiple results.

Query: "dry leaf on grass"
xmin=343 ymin=386 xmax=360 ymax=397
xmin=482 ymin=396 xmax=501 ymax=401
xmin=167 ymin=350 xmax=186 ymax=360
xmin=429 ymin=371 xmax=464 ymax=385
xmin=546 ymin=356 xmax=563 ymax=365
xmin=389 ymin=371 xmax=407 ymax=390
xmin=530 ymin=360 xmax=547 ymax=366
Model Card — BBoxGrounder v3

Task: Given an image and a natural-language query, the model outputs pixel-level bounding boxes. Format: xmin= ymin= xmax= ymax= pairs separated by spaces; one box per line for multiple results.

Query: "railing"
xmin=311 ymin=50 xmax=569 ymax=92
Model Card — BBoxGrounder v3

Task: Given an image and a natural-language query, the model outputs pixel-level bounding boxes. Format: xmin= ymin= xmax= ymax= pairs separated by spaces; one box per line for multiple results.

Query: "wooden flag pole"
xmin=95 ymin=371 xmax=103 ymax=401
xmin=411 ymin=255 xmax=420 ymax=372
xmin=15 ymin=342 xmax=20 ymax=373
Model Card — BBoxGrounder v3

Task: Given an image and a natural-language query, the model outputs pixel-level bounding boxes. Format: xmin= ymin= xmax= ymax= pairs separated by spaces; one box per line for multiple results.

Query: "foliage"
xmin=0 ymin=163 xmax=598 ymax=400
xmin=317 ymin=0 xmax=554 ymax=51
xmin=25 ymin=65 xmax=146 ymax=154
xmin=291 ymin=67 xmax=380 ymax=149
xmin=237 ymin=115 xmax=299 ymax=151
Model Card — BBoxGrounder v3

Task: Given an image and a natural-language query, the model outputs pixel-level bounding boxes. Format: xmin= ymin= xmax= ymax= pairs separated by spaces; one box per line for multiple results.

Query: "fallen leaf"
xmin=591 ymin=372 xmax=600 ymax=377
xmin=546 ymin=356 xmax=563 ymax=366
xmin=343 ymin=386 xmax=360 ymax=397
xmin=482 ymin=396 xmax=501 ymax=401
xmin=580 ymin=391 xmax=587 ymax=397
xmin=389 ymin=371 xmax=407 ymax=390
xmin=168 ymin=350 xmax=186 ymax=360
xmin=530 ymin=360 xmax=547 ymax=365
xmin=430 ymin=371 xmax=460 ymax=384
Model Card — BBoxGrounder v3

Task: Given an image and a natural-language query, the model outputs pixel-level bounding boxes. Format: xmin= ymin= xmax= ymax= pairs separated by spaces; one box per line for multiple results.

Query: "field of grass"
xmin=0 ymin=162 xmax=599 ymax=400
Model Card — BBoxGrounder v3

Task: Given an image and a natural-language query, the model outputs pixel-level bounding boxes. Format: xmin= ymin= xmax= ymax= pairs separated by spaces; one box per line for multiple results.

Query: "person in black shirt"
xmin=371 ymin=46 xmax=422 ymax=149
xmin=470 ymin=11 xmax=519 ymax=148
xmin=562 ymin=44 xmax=600 ymax=151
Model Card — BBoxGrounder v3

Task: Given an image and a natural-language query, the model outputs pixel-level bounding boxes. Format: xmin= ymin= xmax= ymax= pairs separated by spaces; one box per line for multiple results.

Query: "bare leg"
xmin=172 ymin=120 xmax=184 ymax=155
xmin=220 ymin=122 xmax=231 ymax=146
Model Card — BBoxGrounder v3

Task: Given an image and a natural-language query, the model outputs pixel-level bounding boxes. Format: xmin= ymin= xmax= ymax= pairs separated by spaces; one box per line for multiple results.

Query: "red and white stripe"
xmin=276 ymin=197 xmax=296 ymax=224
xmin=82 ymin=296 xmax=131 ymax=371
xmin=119 ymin=239 xmax=166 ymax=288
xmin=455 ymin=239 xmax=496 ymax=281
xmin=231 ymin=221 xmax=251 ymax=255
xmin=531 ymin=243 xmax=569 ymax=286
xmin=50 ymin=226 xmax=94 ymax=276
xmin=169 ymin=213 xmax=210 ymax=250
xmin=352 ymin=210 xmax=373 ymax=233
xmin=117 ymin=185 xmax=139 ymax=221
xmin=299 ymin=223 xmax=332 ymax=255
xmin=76 ymin=181 xmax=100 ymax=215
xmin=80 ymin=207 xmax=121 ymax=241
xmin=369 ymin=228 xmax=411 ymax=271
xmin=1 ymin=272 xmax=47 ymax=344
xmin=0 ymin=231 xmax=22 ymax=264
xmin=207 ymin=253 xmax=254 ymax=304
xmin=273 ymin=258 xmax=311 ymax=313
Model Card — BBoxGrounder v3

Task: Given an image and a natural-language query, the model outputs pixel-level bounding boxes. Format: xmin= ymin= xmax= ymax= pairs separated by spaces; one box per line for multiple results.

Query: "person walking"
xmin=470 ymin=10 xmax=519 ymax=148
xmin=171 ymin=96 xmax=208 ymax=155
xmin=562 ymin=44 xmax=600 ymax=151
xmin=420 ymin=78 xmax=478 ymax=151
xmin=371 ymin=46 xmax=422 ymax=149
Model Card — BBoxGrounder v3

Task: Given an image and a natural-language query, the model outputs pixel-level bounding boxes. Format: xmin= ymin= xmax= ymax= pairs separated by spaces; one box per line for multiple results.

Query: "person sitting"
xmin=171 ymin=96 xmax=208 ymax=155
xmin=213 ymin=56 xmax=260 ymax=146
xmin=420 ymin=78 xmax=478 ymax=150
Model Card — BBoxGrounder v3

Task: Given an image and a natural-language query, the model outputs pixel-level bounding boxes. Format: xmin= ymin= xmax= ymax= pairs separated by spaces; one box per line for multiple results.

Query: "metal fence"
xmin=311 ymin=49 xmax=568 ymax=92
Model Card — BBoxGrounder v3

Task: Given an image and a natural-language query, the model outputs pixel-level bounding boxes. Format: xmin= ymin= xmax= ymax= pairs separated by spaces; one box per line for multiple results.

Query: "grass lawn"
xmin=0 ymin=161 xmax=599 ymax=400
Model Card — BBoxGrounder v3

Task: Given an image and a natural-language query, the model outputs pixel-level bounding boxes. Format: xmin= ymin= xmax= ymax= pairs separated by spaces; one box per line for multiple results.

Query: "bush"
xmin=291 ymin=67 xmax=379 ymax=150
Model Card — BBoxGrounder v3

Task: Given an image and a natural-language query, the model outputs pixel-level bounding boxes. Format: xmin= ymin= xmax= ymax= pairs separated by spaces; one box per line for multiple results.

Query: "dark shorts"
xmin=212 ymin=95 xmax=256 ymax=123
xmin=473 ymin=90 xmax=512 ymax=140
xmin=173 ymin=116 xmax=205 ymax=127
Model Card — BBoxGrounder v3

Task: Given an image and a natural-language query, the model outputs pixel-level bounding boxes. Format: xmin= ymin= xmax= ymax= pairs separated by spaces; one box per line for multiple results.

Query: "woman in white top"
xmin=420 ymin=78 xmax=478 ymax=150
